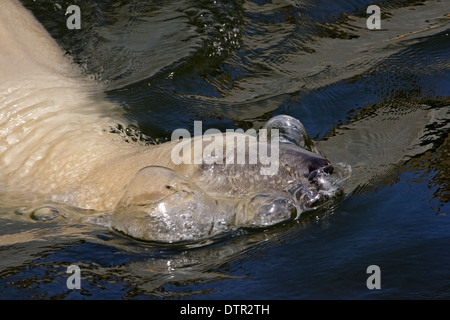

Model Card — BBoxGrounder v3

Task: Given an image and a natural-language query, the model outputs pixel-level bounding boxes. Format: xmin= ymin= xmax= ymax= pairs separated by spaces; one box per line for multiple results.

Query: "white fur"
xmin=0 ymin=0 xmax=181 ymax=211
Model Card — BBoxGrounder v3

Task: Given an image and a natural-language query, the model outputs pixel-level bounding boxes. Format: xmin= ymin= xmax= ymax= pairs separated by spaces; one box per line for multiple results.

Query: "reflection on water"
xmin=0 ymin=206 xmax=336 ymax=299
xmin=0 ymin=0 xmax=449 ymax=299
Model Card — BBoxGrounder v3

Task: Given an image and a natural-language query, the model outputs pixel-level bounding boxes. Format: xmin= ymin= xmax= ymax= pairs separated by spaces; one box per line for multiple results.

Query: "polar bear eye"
xmin=261 ymin=115 xmax=315 ymax=152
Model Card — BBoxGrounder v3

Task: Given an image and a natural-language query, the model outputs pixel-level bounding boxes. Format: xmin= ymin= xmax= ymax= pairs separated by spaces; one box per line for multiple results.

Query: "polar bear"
xmin=0 ymin=0 xmax=347 ymax=242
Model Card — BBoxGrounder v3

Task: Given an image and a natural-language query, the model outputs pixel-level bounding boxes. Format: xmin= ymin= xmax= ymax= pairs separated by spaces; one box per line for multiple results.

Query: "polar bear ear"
xmin=110 ymin=166 xmax=222 ymax=243
xmin=261 ymin=115 xmax=319 ymax=154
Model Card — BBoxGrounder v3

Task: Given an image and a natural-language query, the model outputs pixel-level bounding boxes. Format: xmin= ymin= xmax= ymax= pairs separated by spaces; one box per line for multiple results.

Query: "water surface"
xmin=0 ymin=0 xmax=449 ymax=299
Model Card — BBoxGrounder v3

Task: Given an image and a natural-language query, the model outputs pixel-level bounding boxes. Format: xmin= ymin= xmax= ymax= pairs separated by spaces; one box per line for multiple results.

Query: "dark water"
xmin=0 ymin=0 xmax=449 ymax=299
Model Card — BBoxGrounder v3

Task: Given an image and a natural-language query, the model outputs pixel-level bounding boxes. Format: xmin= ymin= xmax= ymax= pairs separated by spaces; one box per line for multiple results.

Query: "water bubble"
xmin=30 ymin=205 xmax=61 ymax=221
xmin=236 ymin=192 xmax=297 ymax=228
xmin=262 ymin=115 xmax=317 ymax=153
xmin=111 ymin=166 xmax=228 ymax=243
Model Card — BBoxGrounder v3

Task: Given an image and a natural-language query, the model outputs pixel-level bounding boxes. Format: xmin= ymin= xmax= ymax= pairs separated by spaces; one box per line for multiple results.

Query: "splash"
xmin=110 ymin=115 xmax=351 ymax=243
